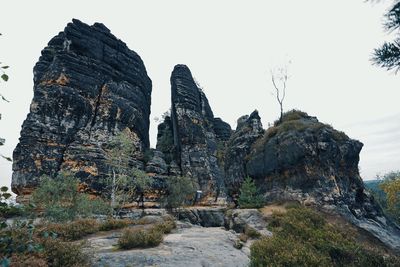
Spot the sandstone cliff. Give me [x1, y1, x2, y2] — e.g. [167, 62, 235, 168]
[245, 110, 400, 250]
[156, 65, 232, 203]
[11, 19, 400, 250]
[12, 19, 152, 199]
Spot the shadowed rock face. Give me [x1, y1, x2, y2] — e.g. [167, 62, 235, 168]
[224, 110, 265, 201]
[155, 65, 232, 203]
[12, 19, 152, 198]
[169, 65, 226, 201]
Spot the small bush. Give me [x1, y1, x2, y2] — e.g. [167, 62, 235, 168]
[153, 220, 176, 234]
[0, 219, 90, 267]
[238, 177, 264, 208]
[9, 254, 48, 267]
[274, 109, 309, 126]
[0, 186, 25, 220]
[42, 238, 90, 267]
[239, 233, 248, 242]
[32, 172, 109, 222]
[99, 218, 133, 231]
[250, 206, 400, 267]
[137, 216, 163, 225]
[118, 227, 163, 249]
[39, 219, 100, 241]
[245, 226, 261, 239]
[162, 176, 195, 210]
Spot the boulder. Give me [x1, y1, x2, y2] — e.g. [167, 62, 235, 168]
[178, 207, 226, 227]
[225, 209, 272, 237]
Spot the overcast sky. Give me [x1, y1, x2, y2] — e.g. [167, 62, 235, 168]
[0, 0, 399, 189]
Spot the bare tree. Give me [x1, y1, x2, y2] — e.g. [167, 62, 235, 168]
[270, 65, 289, 123]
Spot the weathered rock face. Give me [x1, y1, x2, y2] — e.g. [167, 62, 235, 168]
[245, 111, 400, 250]
[12, 19, 152, 198]
[156, 64, 232, 203]
[224, 110, 264, 201]
[213, 118, 232, 142]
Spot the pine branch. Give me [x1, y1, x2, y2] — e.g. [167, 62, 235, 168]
[372, 39, 400, 72]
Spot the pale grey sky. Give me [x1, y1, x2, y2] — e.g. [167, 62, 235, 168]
[0, 0, 399, 189]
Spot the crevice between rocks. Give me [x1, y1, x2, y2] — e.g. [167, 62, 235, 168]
[89, 82, 106, 139]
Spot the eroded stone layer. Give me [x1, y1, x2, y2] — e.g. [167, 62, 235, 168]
[12, 19, 152, 197]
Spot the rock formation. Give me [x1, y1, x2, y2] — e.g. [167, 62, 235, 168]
[12, 19, 152, 199]
[156, 65, 232, 203]
[224, 110, 264, 201]
[11, 19, 399, 251]
[245, 110, 400, 250]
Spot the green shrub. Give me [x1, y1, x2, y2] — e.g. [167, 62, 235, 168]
[9, 254, 48, 267]
[274, 109, 309, 126]
[118, 227, 163, 249]
[238, 177, 264, 208]
[99, 218, 133, 231]
[162, 176, 195, 210]
[0, 219, 90, 267]
[32, 172, 109, 222]
[250, 206, 400, 267]
[0, 186, 24, 220]
[153, 220, 176, 234]
[39, 219, 99, 241]
[42, 238, 90, 267]
[244, 226, 261, 239]
[0, 220, 42, 259]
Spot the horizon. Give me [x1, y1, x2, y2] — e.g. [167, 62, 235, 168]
[1, 0, 399, 188]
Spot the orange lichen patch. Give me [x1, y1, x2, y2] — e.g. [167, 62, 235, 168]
[46, 141, 62, 147]
[77, 182, 89, 193]
[14, 187, 36, 204]
[62, 159, 98, 176]
[55, 73, 69, 85]
[40, 73, 69, 86]
[34, 159, 42, 169]
[83, 165, 98, 176]
[77, 183, 99, 197]
[62, 159, 80, 170]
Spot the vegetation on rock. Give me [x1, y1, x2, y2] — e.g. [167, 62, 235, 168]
[162, 176, 195, 210]
[118, 227, 163, 249]
[0, 219, 90, 267]
[250, 206, 400, 267]
[31, 172, 109, 222]
[367, 171, 400, 224]
[106, 130, 153, 214]
[238, 177, 264, 208]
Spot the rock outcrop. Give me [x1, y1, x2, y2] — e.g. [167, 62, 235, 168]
[10, 19, 399, 251]
[156, 65, 232, 203]
[12, 19, 152, 199]
[224, 110, 264, 201]
[245, 110, 400, 250]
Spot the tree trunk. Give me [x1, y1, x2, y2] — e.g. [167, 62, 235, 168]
[111, 169, 116, 218]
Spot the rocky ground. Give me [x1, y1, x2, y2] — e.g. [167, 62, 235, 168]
[88, 222, 250, 267]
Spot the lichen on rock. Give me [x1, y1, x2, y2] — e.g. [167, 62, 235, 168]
[12, 19, 152, 198]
